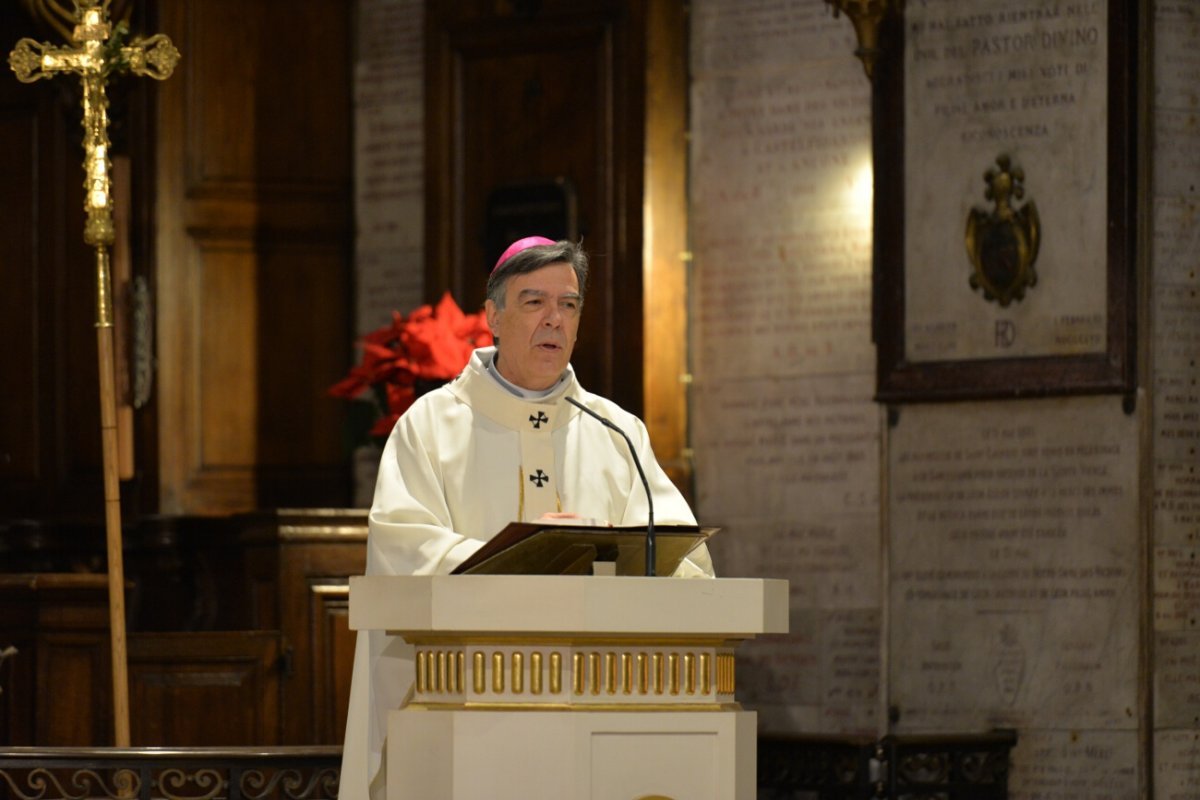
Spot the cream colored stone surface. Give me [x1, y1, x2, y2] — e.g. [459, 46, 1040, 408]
[1009, 730, 1138, 800]
[353, 575, 780, 799]
[350, 575, 789, 636]
[889, 396, 1140, 730]
[388, 708, 757, 800]
[904, 0, 1109, 361]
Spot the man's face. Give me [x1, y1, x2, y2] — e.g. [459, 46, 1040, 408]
[485, 262, 582, 391]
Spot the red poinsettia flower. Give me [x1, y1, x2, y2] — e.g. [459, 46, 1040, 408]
[331, 292, 494, 440]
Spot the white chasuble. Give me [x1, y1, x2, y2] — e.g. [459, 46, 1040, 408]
[338, 347, 714, 800]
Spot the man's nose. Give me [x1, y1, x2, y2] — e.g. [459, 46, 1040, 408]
[543, 305, 563, 326]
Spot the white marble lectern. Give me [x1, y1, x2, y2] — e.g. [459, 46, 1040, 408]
[349, 574, 788, 800]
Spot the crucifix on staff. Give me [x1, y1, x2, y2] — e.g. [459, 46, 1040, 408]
[8, 0, 178, 747]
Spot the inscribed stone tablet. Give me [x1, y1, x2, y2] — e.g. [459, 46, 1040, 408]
[889, 397, 1138, 730]
[356, 245, 423, 337]
[1156, 373, 1200, 464]
[1154, 2, 1200, 112]
[1153, 285, 1200, 374]
[1008, 730, 1137, 800]
[1153, 198, 1200, 287]
[691, 0, 850, 73]
[693, 373, 881, 736]
[904, 0, 1109, 361]
[1155, 461, 1200, 546]
[355, 0, 424, 330]
[694, 375, 879, 521]
[1155, 730, 1200, 800]
[738, 607, 880, 736]
[1155, 547, 1200, 632]
[355, 104, 423, 245]
[689, 58, 872, 379]
[1155, 631, 1200, 728]
[1155, 108, 1200, 198]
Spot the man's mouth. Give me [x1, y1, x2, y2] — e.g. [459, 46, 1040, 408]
[537, 342, 562, 351]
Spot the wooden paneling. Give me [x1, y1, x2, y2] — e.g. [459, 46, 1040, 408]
[255, 243, 350, 468]
[308, 584, 355, 743]
[128, 631, 282, 746]
[426, 0, 691, 490]
[154, 0, 353, 514]
[239, 510, 366, 745]
[0, 108, 39, 488]
[198, 241, 260, 467]
[36, 636, 111, 745]
[426, 0, 649, 413]
[0, 575, 112, 746]
[641, 0, 691, 497]
[1, 513, 364, 748]
[161, 233, 352, 511]
[184, 1, 352, 196]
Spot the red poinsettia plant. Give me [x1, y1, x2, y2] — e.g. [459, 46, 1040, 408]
[330, 292, 493, 439]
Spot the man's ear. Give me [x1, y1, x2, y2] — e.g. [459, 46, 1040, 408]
[484, 299, 498, 333]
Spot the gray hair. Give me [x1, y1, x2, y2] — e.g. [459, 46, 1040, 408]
[486, 240, 589, 309]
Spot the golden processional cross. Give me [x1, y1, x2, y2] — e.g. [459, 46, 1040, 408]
[9, 0, 178, 747]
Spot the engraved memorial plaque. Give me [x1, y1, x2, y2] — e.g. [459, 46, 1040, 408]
[690, 3, 880, 734]
[889, 397, 1138, 729]
[355, 0, 425, 330]
[1009, 730, 1137, 800]
[875, 0, 1136, 400]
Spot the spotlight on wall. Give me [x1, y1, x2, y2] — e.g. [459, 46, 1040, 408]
[849, 158, 874, 222]
[823, 0, 898, 81]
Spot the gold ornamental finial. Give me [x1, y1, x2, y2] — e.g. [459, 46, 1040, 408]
[823, 0, 900, 80]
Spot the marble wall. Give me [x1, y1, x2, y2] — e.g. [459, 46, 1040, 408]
[1151, 4, 1200, 799]
[352, 0, 424, 505]
[689, 0, 881, 735]
[690, 2, 1198, 798]
[355, 0, 425, 330]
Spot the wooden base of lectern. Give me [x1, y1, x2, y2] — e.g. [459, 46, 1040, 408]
[389, 708, 756, 799]
[351, 575, 787, 800]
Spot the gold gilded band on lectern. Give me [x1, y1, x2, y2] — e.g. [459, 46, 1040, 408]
[409, 638, 739, 711]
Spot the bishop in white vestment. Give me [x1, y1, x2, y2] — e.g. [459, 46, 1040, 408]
[338, 238, 714, 800]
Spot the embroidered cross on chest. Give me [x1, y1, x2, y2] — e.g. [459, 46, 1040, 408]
[529, 411, 549, 429]
[528, 469, 549, 488]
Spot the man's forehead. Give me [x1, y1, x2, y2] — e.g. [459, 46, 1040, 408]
[515, 286, 581, 297]
[507, 262, 579, 294]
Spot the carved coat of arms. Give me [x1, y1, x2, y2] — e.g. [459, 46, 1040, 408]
[965, 155, 1040, 307]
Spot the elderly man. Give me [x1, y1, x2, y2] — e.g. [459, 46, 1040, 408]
[338, 237, 714, 800]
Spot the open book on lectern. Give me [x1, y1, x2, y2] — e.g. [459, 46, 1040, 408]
[451, 522, 717, 576]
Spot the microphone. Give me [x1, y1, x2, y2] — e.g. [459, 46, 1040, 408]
[565, 396, 657, 577]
